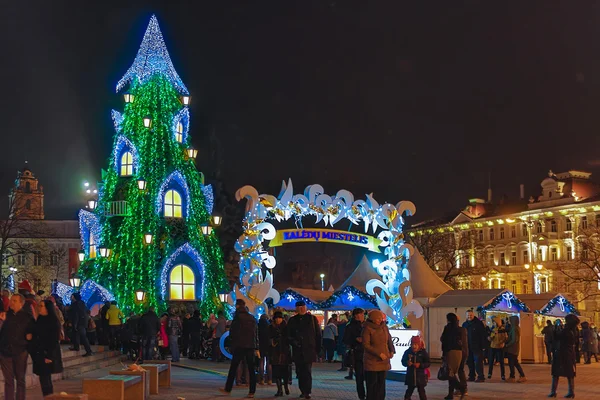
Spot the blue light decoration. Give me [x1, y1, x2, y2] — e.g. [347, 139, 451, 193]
[202, 185, 214, 215]
[78, 210, 102, 256]
[535, 295, 579, 316]
[158, 242, 205, 301]
[111, 110, 124, 132]
[317, 286, 377, 311]
[54, 282, 74, 305]
[53, 280, 114, 307]
[171, 108, 190, 144]
[116, 15, 189, 95]
[233, 179, 423, 322]
[155, 170, 191, 217]
[112, 135, 139, 173]
[4, 274, 15, 292]
[478, 290, 530, 313]
[272, 289, 316, 310]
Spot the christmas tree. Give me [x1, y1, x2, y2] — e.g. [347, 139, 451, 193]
[78, 15, 227, 315]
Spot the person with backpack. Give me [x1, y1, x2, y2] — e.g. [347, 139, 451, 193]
[323, 317, 338, 363]
[487, 316, 507, 380]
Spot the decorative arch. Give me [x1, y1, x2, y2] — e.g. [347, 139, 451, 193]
[113, 135, 139, 175]
[156, 171, 191, 217]
[172, 108, 190, 144]
[78, 210, 101, 258]
[159, 243, 205, 301]
[230, 179, 422, 322]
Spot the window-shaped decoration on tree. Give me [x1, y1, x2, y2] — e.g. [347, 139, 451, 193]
[175, 122, 183, 143]
[169, 264, 195, 300]
[120, 151, 134, 176]
[89, 233, 97, 259]
[164, 189, 182, 218]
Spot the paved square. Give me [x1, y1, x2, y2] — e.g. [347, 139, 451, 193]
[26, 358, 600, 399]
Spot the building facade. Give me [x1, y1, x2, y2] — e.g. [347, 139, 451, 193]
[1, 165, 79, 294]
[409, 170, 600, 320]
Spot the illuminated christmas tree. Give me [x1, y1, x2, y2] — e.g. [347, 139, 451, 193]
[78, 15, 227, 315]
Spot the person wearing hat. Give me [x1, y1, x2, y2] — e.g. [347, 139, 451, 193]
[401, 336, 430, 400]
[67, 293, 93, 357]
[220, 299, 259, 398]
[343, 308, 366, 399]
[287, 300, 321, 399]
[362, 310, 394, 400]
[269, 310, 291, 397]
[548, 313, 580, 398]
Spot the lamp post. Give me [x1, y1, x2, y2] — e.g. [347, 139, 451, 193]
[137, 179, 147, 191]
[320, 273, 325, 291]
[143, 233, 154, 245]
[134, 289, 146, 302]
[77, 250, 85, 262]
[186, 147, 198, 160]
[69, 274, 81, 288]
[143, 116, 152, 129]
[211, 214, 222, 227]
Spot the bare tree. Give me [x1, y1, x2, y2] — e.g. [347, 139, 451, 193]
[0, 193, 51, 289]
[409, 228, 487, 286]
[555, 224, 600, 300]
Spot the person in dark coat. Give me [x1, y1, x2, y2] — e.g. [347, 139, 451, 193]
[343, 308, 366, 400]
[139, 306, 160, 361]
[462, 309, 486, 382]
[402, 336, 430, 400]
[549, 313, 579, 398]
[181, 312, 191, 357]
[68, 293, 93, 356]
[269, 311, 291, 397]
[220, 299, 258, 397]
[440, 313, 467, 400]
[258, 314, 272, 385]
[99, 301, 111, 345]
[287, 301, 322, 400]
[580, 321, 597, 363]
[187, 311, 204, 359]
[504, 315, 526, 382]
[542, 320, 554, 364]
[31, 300, 64, 396]
[0, 294, 35, 400]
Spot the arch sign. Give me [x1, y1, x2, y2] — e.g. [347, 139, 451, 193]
[227, 179, 424, 323]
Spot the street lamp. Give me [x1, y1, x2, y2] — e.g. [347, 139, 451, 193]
[137, 179, 147, 191]
[134, 289, 146, 302]
[143, 116, 152, 129]
[87, 199, 97, 210]
[201, 225, 213, 235]
[69, 274, 81, 288]
[77, 250, 85, 262]
[186, 147, 198, 160]
[123, 92, 135, 103]
[320, 273, 325, 291]
[98, 247, 111, 258]
[219, 293, 229, 303]
[180, 95, 191, 106]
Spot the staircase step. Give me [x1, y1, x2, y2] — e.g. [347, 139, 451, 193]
[0, 345, 125, 394]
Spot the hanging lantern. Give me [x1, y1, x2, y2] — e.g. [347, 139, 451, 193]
[201, 225, 213, 235]
[77, 250, 85, 262]
[135, 289, 146, 302]
[69, 274, 81, 288]
[87, 199, 97, 210]
[143, 116, 152, 129]
[98, 247, 107, 257]
[143, 233, 154, 245]
[219, 293, 229, 303]
[211, 215, 222, 227]
[124, 92, 135, 103]
[137, 179, 147, 191]
[186, 147, 198, 160]
[180, 95, 191, 106]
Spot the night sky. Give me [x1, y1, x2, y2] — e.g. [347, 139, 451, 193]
[3, 1, 600, 223]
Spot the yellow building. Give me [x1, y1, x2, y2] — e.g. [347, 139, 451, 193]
[408, 170, 600, 321]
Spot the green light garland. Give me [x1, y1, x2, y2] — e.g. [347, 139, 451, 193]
[80, 74, 227, 316]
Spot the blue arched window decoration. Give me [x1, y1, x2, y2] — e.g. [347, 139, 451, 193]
[159, 243, 205, 301]
[156, 171, 190, 218]
[172, 108, 190, 144]
[113, 135, 139, 175]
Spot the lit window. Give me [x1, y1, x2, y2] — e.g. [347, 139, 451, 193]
[511, 251, 517, 266]
[500, 252, 506, 265]
[510, 226, 516, 238]
[566, 246, 572, 261]
[537, 222, 543, 233]
[581, 216, 588, 230]
[551, 247, 557, 261]
[89, 234, 97, 259]
[550, 220, 557, 233]
[566, 219, 572, 231]
[164, 190, 183, 218]
[523, 249, 529, 263]
[169, 264, 195, 300]
[500, 227, 505, 239]
[489, 228, 495, 241]
[175, 122, 183, 143]
[120, 151, 134, 176]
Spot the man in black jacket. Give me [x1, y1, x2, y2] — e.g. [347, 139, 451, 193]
[139, 306, 160, 361]
[68, 293, 93, 356]
[0, 294, 35, 400]
[220, 299, 258, 398]
[287, 300, 322, 400]
[343, 308, 366, 400]
[462, 309, 486, 382]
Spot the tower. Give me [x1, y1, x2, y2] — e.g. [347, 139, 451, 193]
[78, 16, 227, 314]
[9, 163, 44, 220]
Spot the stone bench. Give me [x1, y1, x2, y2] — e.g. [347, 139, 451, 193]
[138, 363, 169, 394]
[45, 395, 89, 400]
[109, 370, 150, 400]
[139, 360, 170, 389]
[82, 374, 143, 400]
